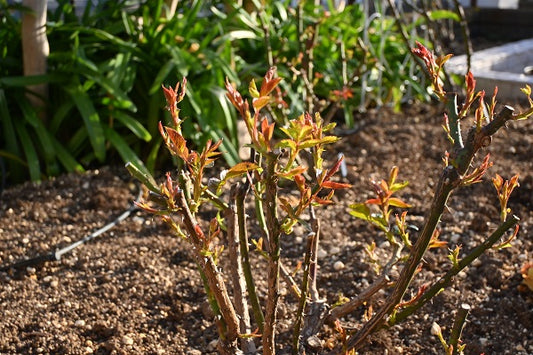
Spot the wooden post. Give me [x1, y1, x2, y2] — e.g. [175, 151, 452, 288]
[21, 0, 49, 120]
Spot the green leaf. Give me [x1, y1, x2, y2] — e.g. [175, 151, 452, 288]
[104, 126, 144, 169]
[112, 110, 152, 141]
[388, 197, 411, 209]
[125, 161, 159, 195]
[75, 63, 137, 112]
[213, 30, 258, 45]
[209, 87, 237, 144]
[49, 100, 75, 135]
[209, 128, 240, 167]
[149, 59, 176, 95]
[104, 127, 157, 194]
[275, 139, 297, 151]
[13, 120, 41, 181]
[0, 89, 20, 157]
[349, 203, 371, 220]
[428, 10, 460, 22]
[0, 73, 67, 87]
[390, 180, 409, 192]
[66, 85, 106, 162]
[51, 138, 85, 174]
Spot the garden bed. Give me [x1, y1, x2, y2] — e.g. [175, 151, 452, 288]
[0, 104, 532, 354]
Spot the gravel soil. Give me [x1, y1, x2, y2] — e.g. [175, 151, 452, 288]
[0, 103, 532, 354]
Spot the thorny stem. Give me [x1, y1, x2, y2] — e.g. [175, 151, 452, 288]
[308, 205, 320, 302]
[334, 104, 518, 353]
[449, 303, 470, 355]
[236, 182, 265, 333]
[263, 152, 282, 355]
[292, 231, 315, 354]
[334, 168, 457, 353]
[392, 215, 519, 325]
[292, 204, 321, 354]
[227, 184, 256, 354]
[446, 96, 463, 149]
[198, 265, 225, 339]
[175, 190, 240, 348]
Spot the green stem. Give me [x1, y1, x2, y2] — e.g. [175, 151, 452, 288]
[236, 182, 265, 332]
[292, 231, 315, 354]
[262, 152, 281, 355]
[227, 183, 256, 354]
[449, 303, 470, 355]
[336, 167, 458, 353]
[391, 215, 519, 325]
[175, 190, 240, 345]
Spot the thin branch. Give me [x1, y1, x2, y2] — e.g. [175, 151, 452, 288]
[236, 181, 265, 332]
[227, 184, 256, 354]
[292, 231, 315, 354]
[175, 190, 240, 348]
[328, 104, 518, 354]
[450, 303, 470, 355]
[262, 152, 282, 355]
[391, 215, 519, 325]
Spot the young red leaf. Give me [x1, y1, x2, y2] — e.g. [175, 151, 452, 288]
[321, 180, 352, 190]
[253, 96, 271, 112]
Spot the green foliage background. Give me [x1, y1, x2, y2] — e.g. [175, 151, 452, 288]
[0, 0, 453, 185]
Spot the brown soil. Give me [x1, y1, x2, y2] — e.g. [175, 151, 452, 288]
[0, 103, 532, 355]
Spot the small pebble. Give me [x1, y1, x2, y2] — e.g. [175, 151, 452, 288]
[330, 246, 341, 254]
[317, 249, 327, 259]
[450, 234, 460, 243]
[515, 344, 525, 352]
[84, 347, 93, 354]
[430, 322, 441, 336]
[22, 238, 29, 244]
[42, 275, 53, 283]
[479, 337, 488, 346]
[333, 261, 345, 271]
[207, 339, 218, 352]
[50, 280, 59, 288]
[132, 216, 145, 225]
[75, 320, 86, 328]
[122, 335, 134, 345]
[379, 241, 390, 249]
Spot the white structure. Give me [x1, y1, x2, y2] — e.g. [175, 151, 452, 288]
[447, 38, 533, 100]
[458, 0, 519, 8]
